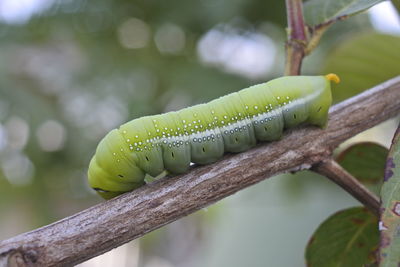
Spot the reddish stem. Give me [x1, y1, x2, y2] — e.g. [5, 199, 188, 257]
[286, 0, 307, 42]
[284, 0, 307, 75]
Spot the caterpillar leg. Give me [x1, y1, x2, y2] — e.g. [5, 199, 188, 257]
[144, 170, 169, 184]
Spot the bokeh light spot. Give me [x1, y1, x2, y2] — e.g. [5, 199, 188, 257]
[118, 18, 151, 49]
[154, 23, 186, 55]
[36, 120, 66, 152]
[4, 116, 30, 151]
[1, 152, 34, 186]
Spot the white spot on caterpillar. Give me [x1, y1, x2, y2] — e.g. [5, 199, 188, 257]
[126, 139, 130, 142]
[135, 135, 139, 138]
[245, 106, 249, 109]
[254, 106, 258, 109]
[123, 130, 127, 134]
[120, 148, 124, 151]
[113, 152, 117, 156]
[277, 96, 280, 100]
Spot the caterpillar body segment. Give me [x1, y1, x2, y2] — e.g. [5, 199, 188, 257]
[88, 74, 338, 199]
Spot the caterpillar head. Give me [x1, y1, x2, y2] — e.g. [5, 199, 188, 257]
[87, 129, 145, 199]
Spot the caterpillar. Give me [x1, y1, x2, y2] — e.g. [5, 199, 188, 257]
[88, 74, 340, 199]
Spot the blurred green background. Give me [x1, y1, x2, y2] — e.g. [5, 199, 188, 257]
[0, 0, 399, 266]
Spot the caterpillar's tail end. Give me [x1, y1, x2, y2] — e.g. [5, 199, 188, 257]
[325, 73, 340, 84]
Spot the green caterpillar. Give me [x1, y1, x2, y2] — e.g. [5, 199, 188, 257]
[88, 74, 340, 199]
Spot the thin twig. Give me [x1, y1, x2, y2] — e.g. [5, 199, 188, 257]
[312, 158, 380, 216]
[0, 76, 399, 266]
[284, 0, 307, 75]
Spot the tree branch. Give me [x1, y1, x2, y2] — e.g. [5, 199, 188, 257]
[284, 0, 307, 75]
[312, 158, 380, 216]
[0, 76, 399, 266]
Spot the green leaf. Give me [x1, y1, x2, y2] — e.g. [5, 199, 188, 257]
[323, 33, 400, 103]
[336, 142, 388, 195]
[304, 0, 384, 27]
[306, 207, 379, 267]
[379, 126, 400, 265]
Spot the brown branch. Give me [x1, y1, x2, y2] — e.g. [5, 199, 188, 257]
[0, 76, 399, 266]
[312, 158, 380, 216]
[284, 0, 307, 75]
